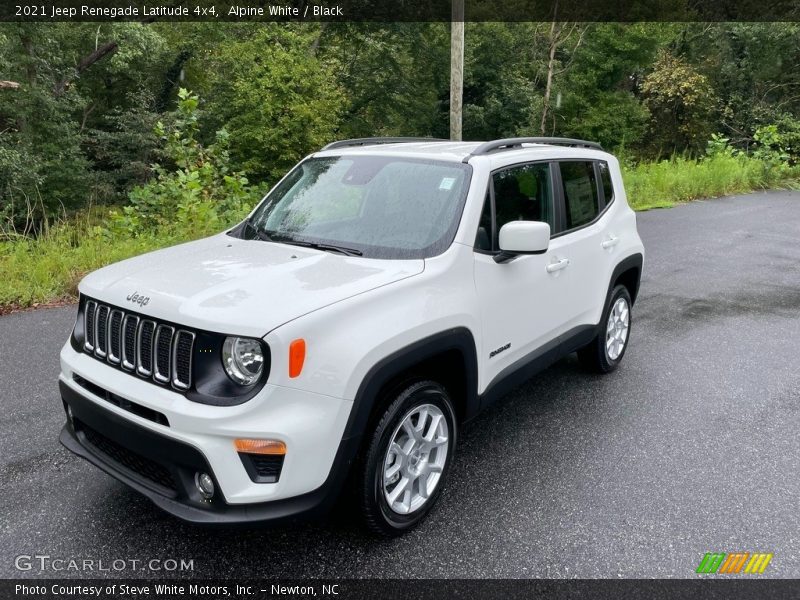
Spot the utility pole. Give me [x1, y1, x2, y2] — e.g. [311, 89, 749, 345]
[450, 0, 464, 141]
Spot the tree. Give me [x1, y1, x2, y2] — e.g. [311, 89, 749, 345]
[202, 25, 345, 184]
[321, 23, 449, 139]
[538, 21, 587, 135]
[641, 50, 717, 156]
[0, 23, 169, 228]
[559, 23, 664, 151]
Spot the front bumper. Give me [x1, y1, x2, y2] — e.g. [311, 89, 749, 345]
[59, 381, 360, 524]
[58, 342, 360, 524]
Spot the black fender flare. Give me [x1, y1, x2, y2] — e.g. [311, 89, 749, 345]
[343, 327, 480, 442]
[607, 252, 643, 306]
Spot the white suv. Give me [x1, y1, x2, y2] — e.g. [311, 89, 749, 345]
[59, 137, 644, 535]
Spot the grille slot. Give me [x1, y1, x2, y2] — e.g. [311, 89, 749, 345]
[172, 331, 195, 390]
[76, 418, 177, 493]
[121, 315, 139, 371]
[137, 320, 155, 377]
[84, 301, 97, 352]
[94, 305, 109, 358]
[153, 325, 174, 384]
[81, 298, 195, 391]
[107, 310, 123, 364]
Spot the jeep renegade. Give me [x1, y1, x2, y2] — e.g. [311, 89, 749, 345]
[59, 137, 644, 535]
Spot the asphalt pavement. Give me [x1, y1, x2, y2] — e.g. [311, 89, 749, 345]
[1, 191, 799, 579]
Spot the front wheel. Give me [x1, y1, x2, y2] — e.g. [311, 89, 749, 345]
[358, 380, 457, 536]
[578, 284, 632, 373]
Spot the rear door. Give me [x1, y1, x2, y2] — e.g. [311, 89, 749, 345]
[553, 160, 616, 331]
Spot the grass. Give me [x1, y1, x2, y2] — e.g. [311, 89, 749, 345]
[0, 224, 185, 311]
[2, 154, 799, 312]
[622, 154, 800, 210]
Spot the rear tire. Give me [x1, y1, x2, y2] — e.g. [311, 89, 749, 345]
[358, 380, 457, 536]
[578, 284, 632, 373]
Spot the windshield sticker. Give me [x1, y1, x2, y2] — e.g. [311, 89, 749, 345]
[439, 177, 456, 191]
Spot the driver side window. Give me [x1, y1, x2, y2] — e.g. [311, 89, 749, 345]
[475, 162, 555, 252]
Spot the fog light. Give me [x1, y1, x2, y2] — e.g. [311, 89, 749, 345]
[66, 404, 74, 425]
[195, 472, 215, 499]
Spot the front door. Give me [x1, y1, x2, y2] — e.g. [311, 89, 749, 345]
[473, 161, 574, 391]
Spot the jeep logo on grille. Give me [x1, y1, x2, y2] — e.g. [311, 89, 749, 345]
[126, 291, 151, 307]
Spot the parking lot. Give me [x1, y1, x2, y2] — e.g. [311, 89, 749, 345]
[2, 191, 798, 578]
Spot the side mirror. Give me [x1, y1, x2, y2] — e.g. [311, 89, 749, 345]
[495, 221, 550, 263]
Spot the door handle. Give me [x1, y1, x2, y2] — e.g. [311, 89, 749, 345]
[546, 258, 570, 273]
[601, 235, 620, 249]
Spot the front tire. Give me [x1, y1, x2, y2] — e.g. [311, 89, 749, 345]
[578, 284, 632, 373]
[358, 380, 457, 536]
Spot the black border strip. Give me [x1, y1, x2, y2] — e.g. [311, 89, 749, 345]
[4, 0, 800, 22]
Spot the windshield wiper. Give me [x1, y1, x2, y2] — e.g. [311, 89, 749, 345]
[246, 225, 362, 256]
[289, 240, 363, 257]
[272, 236, 363, 257]
[243, 219, 273, 241]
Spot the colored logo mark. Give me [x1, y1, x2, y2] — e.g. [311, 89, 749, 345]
[696, 552, 773, 574]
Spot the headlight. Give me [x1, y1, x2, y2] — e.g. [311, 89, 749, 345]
[222, 336, 264, 385]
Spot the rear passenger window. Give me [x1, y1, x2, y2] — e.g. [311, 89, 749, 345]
[598, 161, 614, 206]
[559, 161, 599, 229]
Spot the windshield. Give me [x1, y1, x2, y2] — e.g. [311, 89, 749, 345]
[240, 155, 472, 259]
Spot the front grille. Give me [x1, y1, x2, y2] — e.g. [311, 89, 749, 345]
[77, 418, 177, 493]
[82, 298, 195, 391]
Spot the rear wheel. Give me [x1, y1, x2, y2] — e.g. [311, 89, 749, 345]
[578, 284, 632, 373]
[358, 380, 456, 536]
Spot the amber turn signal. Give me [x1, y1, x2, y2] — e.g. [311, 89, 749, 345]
[234, 439, 287, 455]
[289, 338, 306, 378]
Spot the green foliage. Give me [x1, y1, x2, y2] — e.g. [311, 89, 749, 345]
[0, 219, 167, 309]
[705, 133, 735, 158]
[329, 23, 449, 139]
[462, 23, 538, 140]
[560, 24, 662, 150]
[622, 154, 799, 211]
[563, 92, 650, 151]
[0, 23, 169, 226]
[107, 89, 259, 238]
[678, 24, 800, 146]
[84, 90, 165, 200]
[752, 117, 800, 165]
[203, 25, 345, 184]
[641, 50, 717, 156]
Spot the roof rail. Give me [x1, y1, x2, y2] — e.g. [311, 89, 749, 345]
[464, 137, 603, 162]
[321, 137, 448, 151]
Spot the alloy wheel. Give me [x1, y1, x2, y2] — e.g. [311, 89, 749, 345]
[605, 296, 630, 361]
[382, 403, 449, 515]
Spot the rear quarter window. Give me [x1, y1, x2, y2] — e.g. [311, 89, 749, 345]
[598, 161, 614, 206]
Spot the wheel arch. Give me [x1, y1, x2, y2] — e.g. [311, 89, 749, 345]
[609, 253, 643, 306]
[344, 328, 479, 443]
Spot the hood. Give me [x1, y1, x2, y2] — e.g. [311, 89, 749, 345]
[79, 234, 424, 337]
